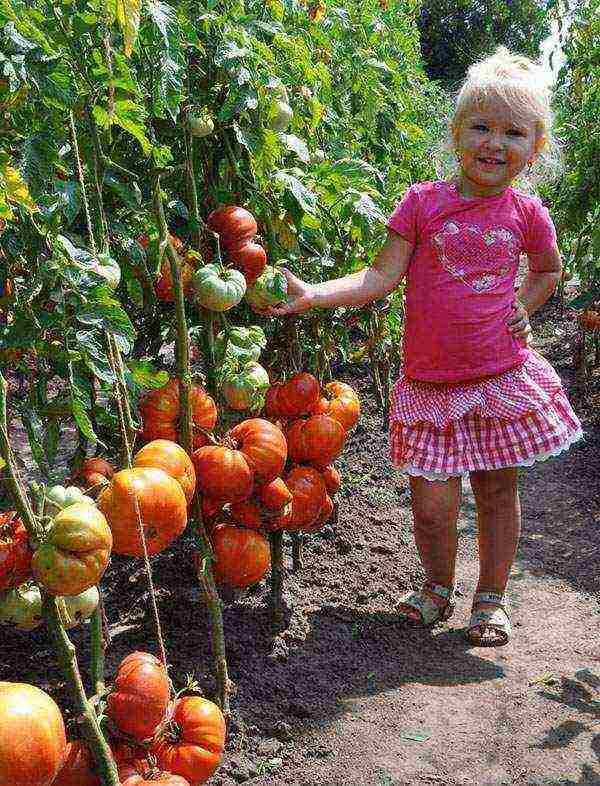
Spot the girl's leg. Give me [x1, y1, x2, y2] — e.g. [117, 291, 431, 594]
[468, 467, 521, 644]
[398, 474, 462, 622]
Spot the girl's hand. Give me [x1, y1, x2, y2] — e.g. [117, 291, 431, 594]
[507, 300, 532, 345]
[262, 269, 316, 316]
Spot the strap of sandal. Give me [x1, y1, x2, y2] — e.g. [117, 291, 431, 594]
[398, 582, 455, 626]
[425, 581, 455, 602]
[472, 590, 508, 610]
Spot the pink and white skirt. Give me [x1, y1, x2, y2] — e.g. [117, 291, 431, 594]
[389, 350, 583, 480]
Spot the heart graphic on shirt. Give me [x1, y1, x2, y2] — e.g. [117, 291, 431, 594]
[432, 221, 518, 293]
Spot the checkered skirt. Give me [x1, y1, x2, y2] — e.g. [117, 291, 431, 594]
[389, 350, 583, 479]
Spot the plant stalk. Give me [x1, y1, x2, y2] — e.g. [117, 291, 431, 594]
[153, 174, 231, 714]
[1, 372, 119, 785]
[44, 595, 120, 786]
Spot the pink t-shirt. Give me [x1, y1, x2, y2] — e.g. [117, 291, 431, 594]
[387, 181, 557, 383]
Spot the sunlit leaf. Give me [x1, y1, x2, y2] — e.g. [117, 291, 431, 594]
[115, 0, 141, 57]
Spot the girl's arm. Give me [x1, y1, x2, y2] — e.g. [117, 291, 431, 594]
[507, 244, 562, 340]
[268, 231, 413, 316]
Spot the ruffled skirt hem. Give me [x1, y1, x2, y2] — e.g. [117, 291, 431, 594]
[389, 350, 583, 479]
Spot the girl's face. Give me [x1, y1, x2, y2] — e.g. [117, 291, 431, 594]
[453, 99, 540, 197]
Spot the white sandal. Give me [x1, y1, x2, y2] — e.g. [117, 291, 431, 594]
[466, 591, 511, 647]
[397, 582, 456, 627]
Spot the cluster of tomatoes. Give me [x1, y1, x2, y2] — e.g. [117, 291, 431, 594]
[136, 369, 359, 589]
[0, 652, 225, 786]
[143, 206, 286, 315]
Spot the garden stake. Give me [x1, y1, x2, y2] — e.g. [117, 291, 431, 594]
[183, 119, 217, 392]
[153, 174, 232, 715]
[105, 334, 169, 673]
[0, 372, 120, 786]
[69, 109, 137, 454]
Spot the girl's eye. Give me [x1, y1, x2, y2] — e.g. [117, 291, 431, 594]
[472, 124, 488, 132]
[507, 129, 526, 137]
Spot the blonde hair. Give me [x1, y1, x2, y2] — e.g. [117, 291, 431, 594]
[438, 46, 562, 188]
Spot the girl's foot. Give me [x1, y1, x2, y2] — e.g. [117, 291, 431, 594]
[466, 591, 511, 646]
[397, 582, 455, 627]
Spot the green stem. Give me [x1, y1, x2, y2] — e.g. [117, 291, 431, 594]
[89, 594, 106, 696]
[192, 508, 232, 716]
[44, 596, 120, 786]
[182, 121, 217, 390]
[0, 374, 42, 540]
[1, 372, 119, 786]
[153, 175, 232, 714]
[105, 333, 136, 461]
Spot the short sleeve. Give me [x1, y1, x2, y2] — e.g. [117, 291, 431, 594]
[387, 185, 420, 244]
[523, 201, 557, 262]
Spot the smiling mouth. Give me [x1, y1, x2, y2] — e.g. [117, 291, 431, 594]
[478, 157, 505, 165]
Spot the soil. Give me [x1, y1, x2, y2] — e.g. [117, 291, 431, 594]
[1, 294, 599, 786]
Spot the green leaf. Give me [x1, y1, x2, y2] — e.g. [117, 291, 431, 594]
[71, 392, 101, 445]
[127, 359, 169, 389]
[93, 101, 151, 156]
[281, 134, 310, 163]
[43, 420, 60, 470]
[126, 276, 144, 307]
[568, 286, 600, 310]
[215, 41, 249, 65]
[352, 192, 387, 225]
[104, 170, 142, 210]
[21, 410, 47, 473]
[76, 330, 115, 383]
[274, 171, 317, 214]
[115, 0, 141, 57]
[54, 180, 81, 225]
[76, 297, 136, 352]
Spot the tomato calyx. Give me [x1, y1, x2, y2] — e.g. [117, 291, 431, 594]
[157, 717, 184, 744]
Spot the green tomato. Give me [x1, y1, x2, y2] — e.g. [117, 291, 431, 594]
[0, 583, 43, 631]
[245, 267, 288, 311]
[59, 585, 100, 629]
[269, 100, 293, 132]
[91, 252, 121, 292]
[221, 361, 270, 411]
[46, 485, 95, 514]
[192, 264, 247, 312]
[188, 114, 214, 138]
[214, 325, 267, 363]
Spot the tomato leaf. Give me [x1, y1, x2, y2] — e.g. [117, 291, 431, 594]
[281, 134, 310, 164]
[274, 171, 317, 214]
[115, 0, 141, 57]
[127, 359, 169, 389]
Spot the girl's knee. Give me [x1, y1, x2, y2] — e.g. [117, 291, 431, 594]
[470, 469, 518, 511]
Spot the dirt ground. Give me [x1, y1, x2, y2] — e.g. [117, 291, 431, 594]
[1, 295, 599, 786]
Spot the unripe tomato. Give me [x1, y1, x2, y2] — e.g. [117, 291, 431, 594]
[191, 264, 246, 311]
[188, 114, 214, 138]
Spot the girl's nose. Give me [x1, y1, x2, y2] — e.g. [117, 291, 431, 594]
[486, 132, 505, 149]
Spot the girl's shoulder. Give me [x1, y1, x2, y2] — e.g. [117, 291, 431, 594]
[506, 185, 548, 210]
[506, 186, 553, 221]
[404, 180, 453, 197]
[399, 180, 457, 207]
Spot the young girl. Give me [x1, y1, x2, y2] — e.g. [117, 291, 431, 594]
[266, 47, 583, 647]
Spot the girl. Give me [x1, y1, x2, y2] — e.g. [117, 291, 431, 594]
[266, 47, 583, 647]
